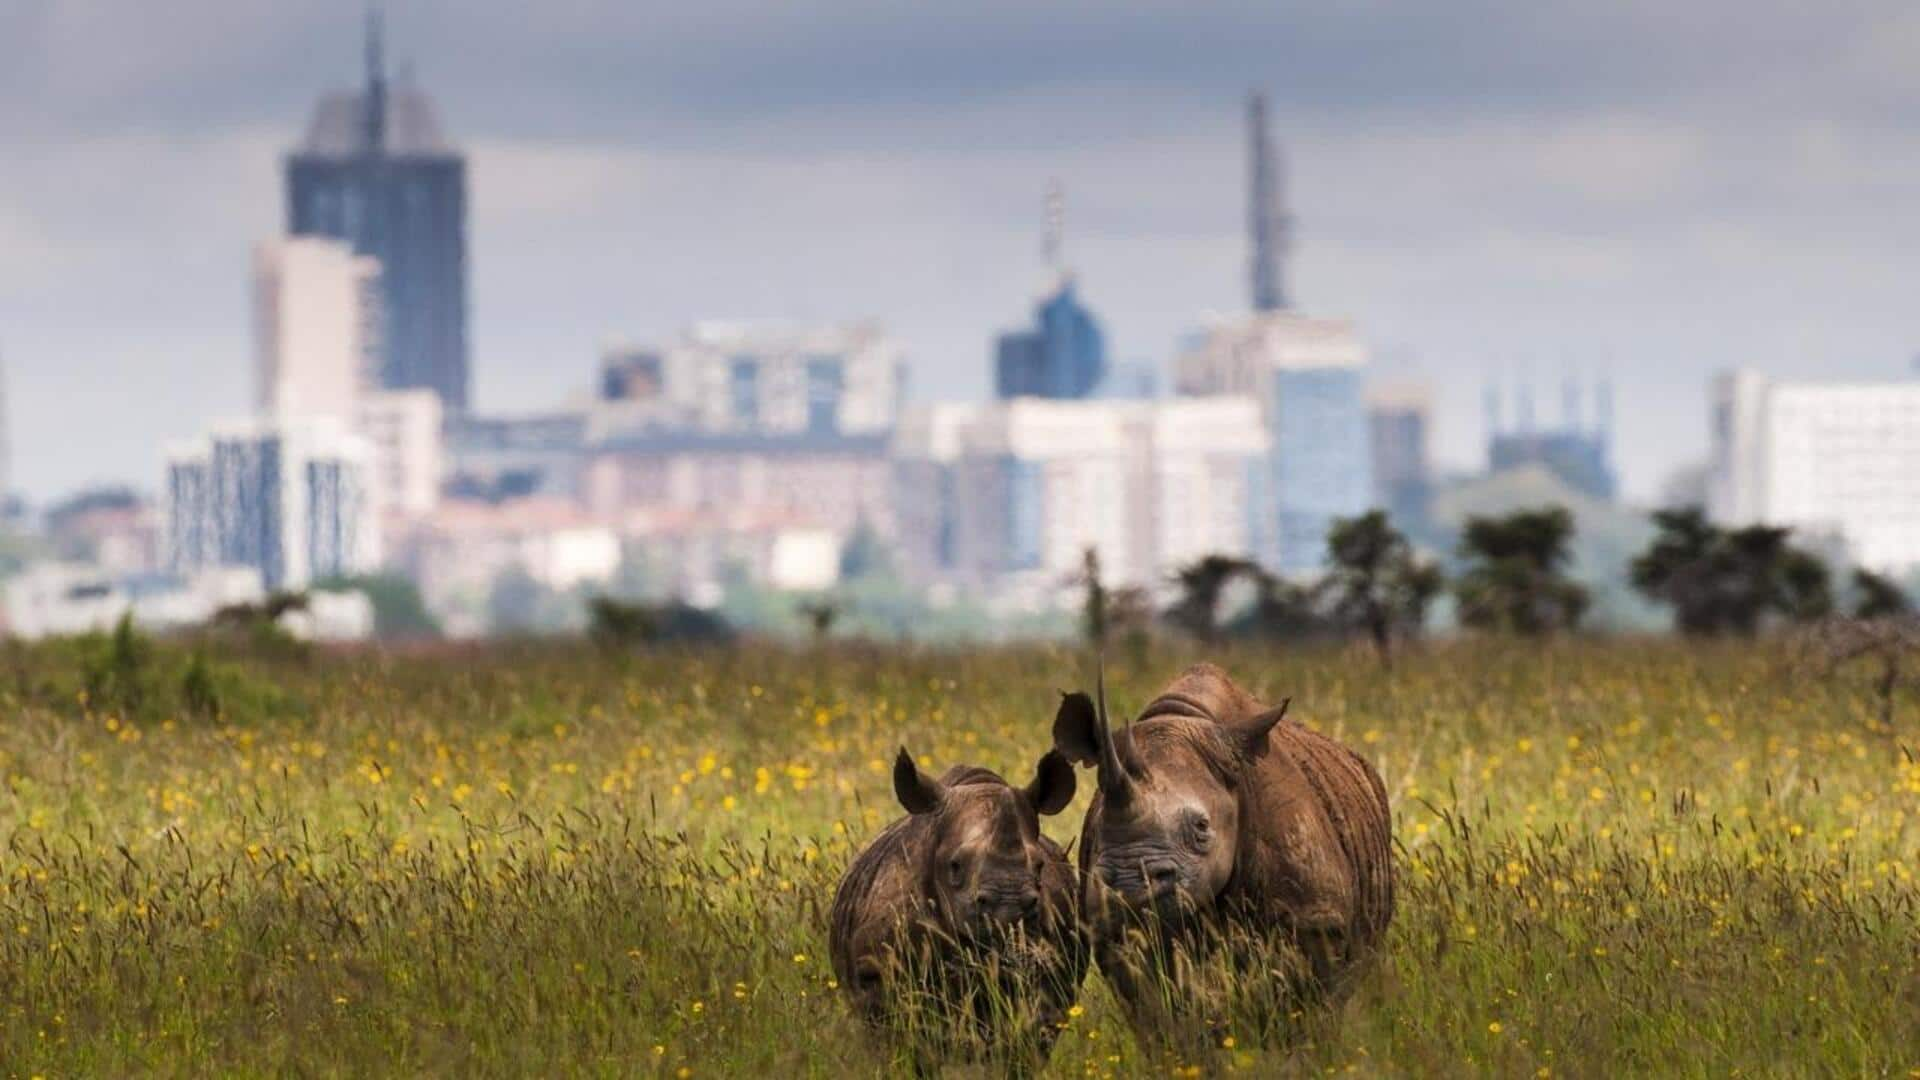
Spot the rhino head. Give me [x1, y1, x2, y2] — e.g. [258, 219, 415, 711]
[1051, 668, 1287, 925]
[892, 747, 1076, 942]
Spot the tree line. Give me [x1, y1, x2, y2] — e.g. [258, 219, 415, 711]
[1088, 504, 1915, 661]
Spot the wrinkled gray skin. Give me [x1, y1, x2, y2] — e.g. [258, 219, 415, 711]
[829, 748, 1088, 1070]
[1053, 663, 1394, 1031]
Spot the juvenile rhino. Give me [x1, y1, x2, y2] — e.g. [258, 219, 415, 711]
[830, 747, 1088, 1069]
[1052, 663, 1393, 1028]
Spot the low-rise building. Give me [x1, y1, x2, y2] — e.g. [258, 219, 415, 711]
[357, 388, 443, 519]
[595, 321, 904, 439]
[43, 488, 162, 576]
[611, 508, 844, 605]
[389, 497, 620, 634]
[584, 430, 894, 539]
[3, 563, 265, 639]
[895, 397, 1270, 605]
[165, 415, 378, 590]
[443, 411, 588, 502]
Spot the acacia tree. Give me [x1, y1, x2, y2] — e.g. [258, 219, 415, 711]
[1236, 570, 1332, 642]
[1453, 507, 1588, 635]
[1852, 568, 1913, 620]
[1322, 510, 1443, 661]
[1776, 548, 1834, 623]
[1165, 554, 1260, 644]
[1630, 507, 1833, 635]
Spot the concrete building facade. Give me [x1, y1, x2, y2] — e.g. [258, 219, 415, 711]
[1709, 369, 1920, 572]
[165, 416, 378, 590]
[894, 397, 1270, 604]
[596, 322, 905, 439]
[584, 431, 894, 539]
[357, 388, 443, 519]
[254, 236, 383, 420]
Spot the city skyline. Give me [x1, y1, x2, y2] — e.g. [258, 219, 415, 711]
[4, 3, 1920, 502]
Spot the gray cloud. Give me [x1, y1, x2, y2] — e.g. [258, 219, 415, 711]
[2, 1, 1919, 500]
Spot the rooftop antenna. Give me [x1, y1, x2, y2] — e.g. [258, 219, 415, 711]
[1043, 178, 1065, 275]
[1247, 90, 1290, 312]
[1597, 371, 1614, 444]
[364, 0, 387, 153]
[1483, 377, 1503, 438]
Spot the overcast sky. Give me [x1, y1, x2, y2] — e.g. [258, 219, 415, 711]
[3, 1, 1919, 503]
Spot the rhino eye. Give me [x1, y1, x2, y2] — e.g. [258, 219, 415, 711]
[1185, 813, 1212, 850]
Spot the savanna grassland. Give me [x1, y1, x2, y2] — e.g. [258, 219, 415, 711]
[1, 634, 1917, 1077]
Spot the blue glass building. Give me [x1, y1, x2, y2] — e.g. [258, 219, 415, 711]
[1269, 366, 1371, 574]
[285, 14, 469, 411]
[994, 279, 1107, 400]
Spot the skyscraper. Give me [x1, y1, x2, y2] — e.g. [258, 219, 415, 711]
[285, 6, 469, 411]
[1248, 91, 1290, 313]
[1168, 96, 1369, 574]
[993, 183, 1108, 400]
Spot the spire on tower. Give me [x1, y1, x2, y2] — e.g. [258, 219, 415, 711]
[1247, 90, 1290, 313]
[1597, 373, 1614, 440]
[1042, 178, 1065, 274]
[364, 0, 388, 153]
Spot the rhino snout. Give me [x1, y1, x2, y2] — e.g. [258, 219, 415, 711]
[975, 886, 1041, 925]
[1098, 855, 1191, 907]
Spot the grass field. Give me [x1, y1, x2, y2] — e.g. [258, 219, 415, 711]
[0, 634, 1917, 1076]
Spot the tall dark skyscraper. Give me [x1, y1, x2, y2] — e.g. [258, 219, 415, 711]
[1247, 91, 1290, 313]
[285, 7, 469, 411]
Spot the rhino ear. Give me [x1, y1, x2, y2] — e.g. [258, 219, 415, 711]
[1052, 692, 1100, 767]
[1226, 698, 1290, 759]
[893, 747, 945, 815]
[1025, 749, 1077, 816]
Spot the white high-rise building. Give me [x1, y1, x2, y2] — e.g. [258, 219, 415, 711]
[165, 415, 377, 590]
[595, 321, 905, 438]
[894, 397, 1270, 603]
[254, 236, 383, 420]
[357, 389, 443, 518]
[1174, 312, 1371, 573]
[1709, 369, 1920, 572]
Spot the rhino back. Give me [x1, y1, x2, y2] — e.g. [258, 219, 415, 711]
[1141, 662, 1266, 726]
[1237, 720, 1394, 948]
[830, 816, 930, 993]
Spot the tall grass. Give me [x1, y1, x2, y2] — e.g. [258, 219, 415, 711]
[0, 637, 1915, 1075]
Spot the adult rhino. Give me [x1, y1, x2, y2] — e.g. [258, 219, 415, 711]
[1051, 663, 1393, 1031]
[830, 747, 1088, 1071]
